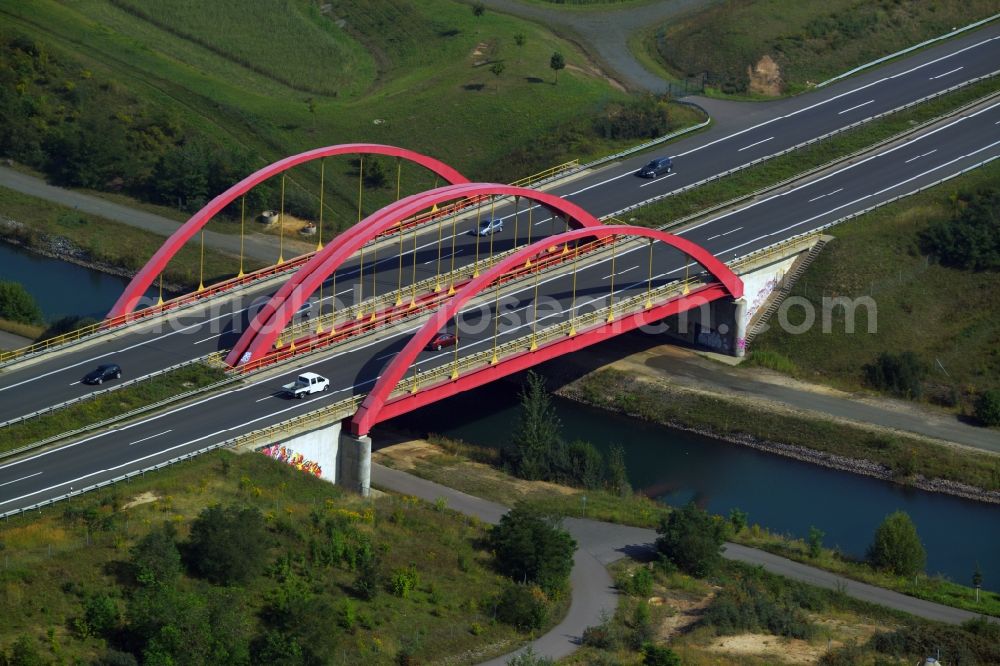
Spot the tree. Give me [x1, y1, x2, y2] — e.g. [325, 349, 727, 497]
[863, 351, 926, 399]
[184, 504, 269, 585]
[0, 280, 42, 325]
[807, 526, 825, 559]
[131, 523, 182, 587]
[488, 504, 577, 593]
[560, 440, 604, 489]
[973, 562, 983, 602]
[490, 61, 505, 93]
[549, 52, 565, 84]
[503, 372, 562, 480]
[867, 511, 926, 577]
[655, 502, 727, 577]
[920, 186, 1000, 270]
[606, 443, 630, 496]
[514, 33, 526, 62]
[728, 508, 748, 534]
[495, 583, 548, 631]
[472, 2, 485, 18]
[975, 389, 1000, 427]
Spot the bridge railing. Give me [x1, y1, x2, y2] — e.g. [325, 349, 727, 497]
[393, 274, 706, 400]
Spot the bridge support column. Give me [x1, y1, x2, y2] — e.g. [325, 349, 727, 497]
[733, 298, 748, 358]
[337, 430, 372, 497]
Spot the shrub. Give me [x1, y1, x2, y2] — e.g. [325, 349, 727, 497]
[920, 187, 1000, 270]
[867, 511, 926, 577]
[557, 440, 605, 489]
[488, 504, 576, 594]
[495, 583, 548, 632]
[505, 646, 554, 665]
[83, 593, 120, 637]
[0, 280, 42, 325]
[184, 504, 269, 585]
[642, 643, 681, 666]
[131, 524, 182, 587]
[616, 566, 654, 598]
[389, 565, 420, 598]
[594, 95, 672, 140]
[863, 351, 926, 399]
[655, 502, 727, 577]
[974, 389, 1000, 427]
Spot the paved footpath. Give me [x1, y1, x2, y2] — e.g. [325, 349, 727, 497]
[373, 464, 991, 665]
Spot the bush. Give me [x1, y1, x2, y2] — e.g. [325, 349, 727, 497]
[37, 315, 98, 342]
[131, 524, 182, 587]
[974, 389, 1000, 427]
[504, 646, 554, 666]
[184, 504, 269, 585]
[920, 187, 1000, 270]
[83, 593, 120, 637]
[642, 643, 681, 666]
[863, 351, 926, 399]
[0, 280, 42, 325]
[594, 95, 672, 140]
[655, 502, 727, 577]
[557, 440, 605, 489]
[867, 511, 926, 577]
[616, 566, 654, 598]
[495, 583, 548, 631]
[389, 565, 420, 598]
[488, 504, 576, 594]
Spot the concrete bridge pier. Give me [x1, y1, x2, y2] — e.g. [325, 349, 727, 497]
[338, 430, 372, 497]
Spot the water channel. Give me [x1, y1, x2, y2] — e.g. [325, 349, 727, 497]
[4, 242, 997, 592]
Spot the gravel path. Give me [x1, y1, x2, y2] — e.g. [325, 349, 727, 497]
[373, 463, 992, 665]
[0, 166, 285, 263]
[480, 0, 720, 93]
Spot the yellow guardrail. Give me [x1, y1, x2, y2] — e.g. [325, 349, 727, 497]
[227, 394, 364, 452]
[509, 160, 580, 189]
[729, 233, 824, 273]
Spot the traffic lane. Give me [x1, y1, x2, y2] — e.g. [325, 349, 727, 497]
[681, 102, 1000, 257]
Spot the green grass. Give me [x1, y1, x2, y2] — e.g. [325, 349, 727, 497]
[0, 363, 226, 455]
[0, 317, 44, 342]
[377, 434, 1000, 618]
[566, 369, 1000, 493]
[0, 450, 548, 665]
[751, 158, 1000, 405]
[0, 186, 263, 291]
[1, 0, 647, 227]
[646, 0, 999, 97]
[627, 76, 1000, 228]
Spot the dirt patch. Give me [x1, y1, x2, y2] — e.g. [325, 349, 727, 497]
[748, 54, 783, 96]
[657, 588, 716, 640]
[705, 633, 821, 664]
[470, 40, 497, 67]
[123, 491, 160, 509]
[565, 63, 627, 93]
[373, 440, 438, 471]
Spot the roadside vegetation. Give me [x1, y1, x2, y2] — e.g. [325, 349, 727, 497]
[0, 450, 565, 665]
[628, 76, 1000, 228]
[645, 0, 998, 97]
[750, 160, 1000, 417]
[0, 363, 227, 456]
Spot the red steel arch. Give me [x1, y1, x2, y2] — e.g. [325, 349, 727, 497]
[108, 144, 470, 318]
[225, 183, 604, 367]
[350, 224, 743, 435]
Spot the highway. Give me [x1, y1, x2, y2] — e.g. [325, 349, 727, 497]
[0, 24, 997, 426]
[1, 26, 1000, 513]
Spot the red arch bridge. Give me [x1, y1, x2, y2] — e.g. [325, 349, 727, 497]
[94, 143, 746, 491]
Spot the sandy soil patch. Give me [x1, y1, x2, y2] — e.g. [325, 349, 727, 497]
[705, 633, 821, 664]
[657, 588, 716, 640]
[748, 54, 783, 96]
[123, 491, 160, 509]
[565, 63, 627, 92]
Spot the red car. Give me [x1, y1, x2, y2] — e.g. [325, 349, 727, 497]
[426, 332, 458, 351]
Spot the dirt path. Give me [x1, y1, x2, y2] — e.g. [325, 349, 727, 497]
[479, 0, 721, 93]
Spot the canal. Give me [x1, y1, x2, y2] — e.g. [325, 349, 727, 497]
[395, 379, 1000, 593]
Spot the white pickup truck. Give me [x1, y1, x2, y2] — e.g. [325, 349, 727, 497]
[282, 372, 330, 399]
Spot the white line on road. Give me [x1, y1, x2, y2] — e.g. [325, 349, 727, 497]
[69, 381, 80, 386]
[838, 99, 875, 115]
[721, 227, 743, 236]
[0, 472, 42, 487]
[129, 430, 172, 446]
[601, 266, 638, 280]
[639, 173, 677, 187]
[904, 149, 938, 164]
[807, 188, 844, 202]
[929, 66, 963, 80]
[193, 333, 221, 344]
[737, 136, 774, 152]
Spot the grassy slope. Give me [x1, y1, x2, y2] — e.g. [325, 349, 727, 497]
[647, 0, 999, 96]
[750, 159, 1000, 403]
[2, 0, 634, 223]
[0, 451, 544, 664]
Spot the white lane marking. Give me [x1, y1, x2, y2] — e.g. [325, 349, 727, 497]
[69, 381, 80, 386]
[737, 136, 774, 152]
[838, 99, 875, 115]
[0, 472, 42, 488]
[129, 430, 172, 446]
[807, 188, 844, 202]
[929, 66, 963, 80]
[706, 233, 721, 241]
[601, 266, 638, 280]
[255, 394, 276, 403]
[563, 168, 637, 197]
[904, 149, 938, 164]
[889, 36, 997, 80]
[639, 172, 677, 187]
[193, 333, 220, 344]
[721, 227, 743, 236]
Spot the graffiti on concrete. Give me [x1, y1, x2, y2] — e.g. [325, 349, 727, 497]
[260, 444, 323, 477]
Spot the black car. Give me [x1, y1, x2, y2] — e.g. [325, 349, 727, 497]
[637, 157, 673, 178]
[83, 363, 122, 385]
